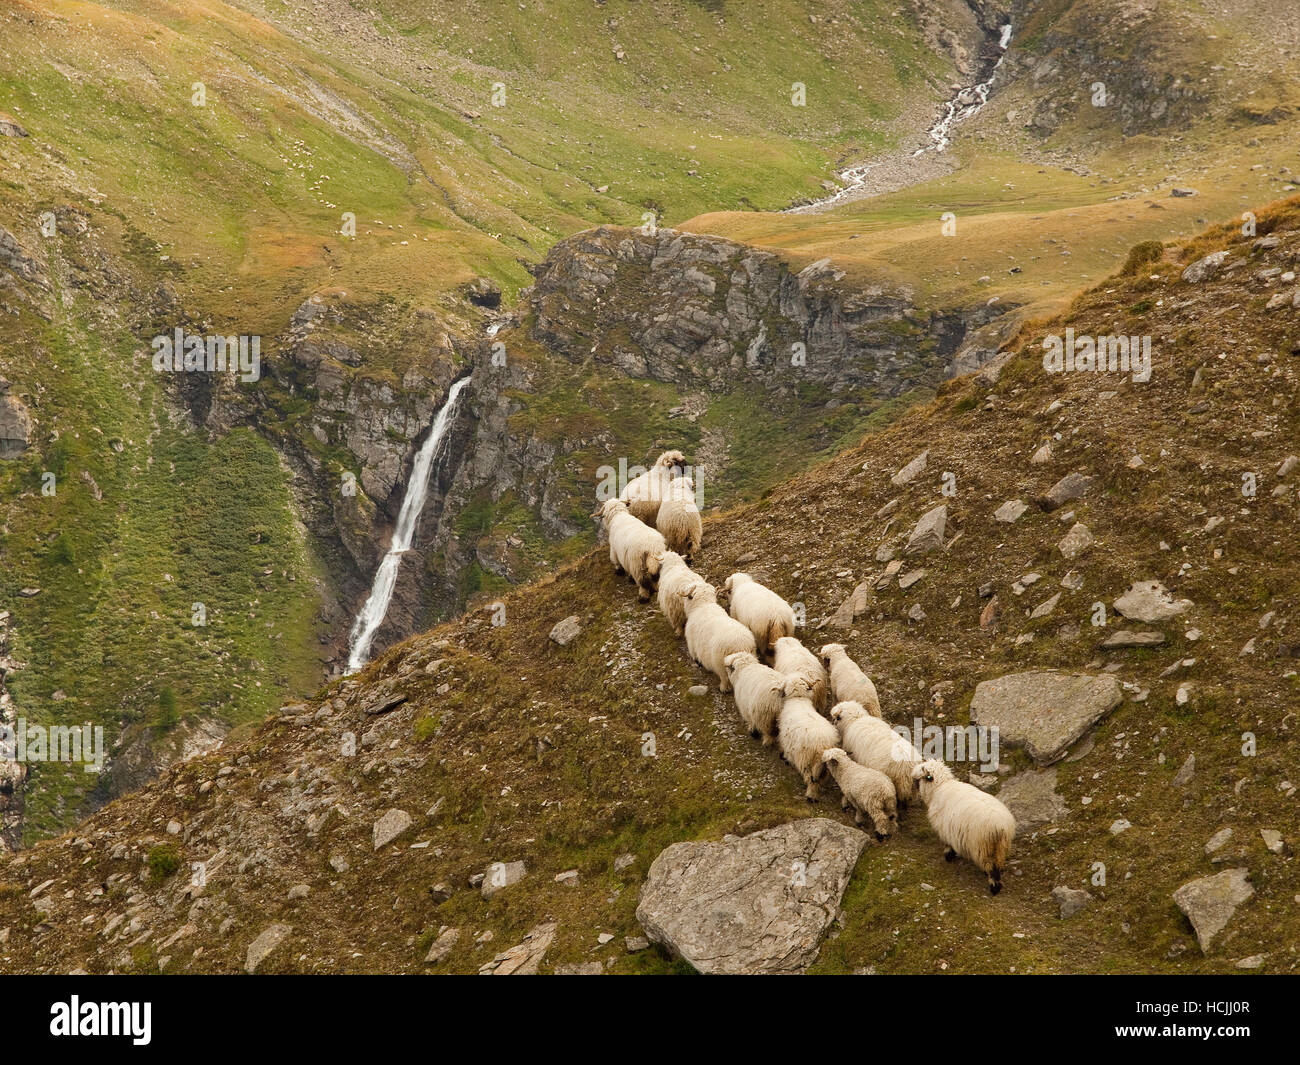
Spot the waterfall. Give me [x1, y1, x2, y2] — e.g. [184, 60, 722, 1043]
[345, 375, 471, 673]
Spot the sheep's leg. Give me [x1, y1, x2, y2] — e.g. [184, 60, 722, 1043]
[718, 670, 732, 694]
[988, 864, 1003, 896]
[804, 774, 821, 802]
[944, 847, 957, 862]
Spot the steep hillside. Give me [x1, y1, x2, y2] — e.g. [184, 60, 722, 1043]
[2, 202, 1296, 973]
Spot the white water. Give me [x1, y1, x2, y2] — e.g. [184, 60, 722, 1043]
[786, 23, 1012, 214]
[345, 375, 471, 673]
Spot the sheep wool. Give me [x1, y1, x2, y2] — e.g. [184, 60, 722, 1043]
[655, 476, 703, 561]
[777, 676, 840, 801]
[828, 700, 921, 805]
[681, 583, 756, 693]
[819, 643, 882, 718]
[724, 573, 795, 658]
[913, 759, 1016, 895]
[724, 651, 785, 746]
[620, 450, 686, 524]
[598, 498, 666, 601]
[772, 636, 828, 712]
[821, 747, 898, 840]
[657, 550, 707, 636]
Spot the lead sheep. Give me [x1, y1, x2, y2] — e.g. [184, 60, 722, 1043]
[723, 651, 784, 746]
[681, 583, 756, 693]
[913, 759, 1016, 895]
[597, 498, 665, 601]
[772, 636, 828, 712]
[819, 643, 882, 718]
[724, 573, 795, 658]
[656, 476, 702, 562]
[620, 450, 686, 523]
[657, 550, 707, 636]
[828, 700, 921, 806]
[821, 748, 897, 840]
[777, 676, 840, 801]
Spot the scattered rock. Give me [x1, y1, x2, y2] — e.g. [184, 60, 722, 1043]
[994, 499, 1028, 523]
[1260, 829, 1285, 854]
[1101, 629, 1166, 649]
[890, 450, 928, 485]
[1110, 818, 1132, 835]
[1039, 472, 1097, 511]
[1057, 522, 1094, 560]
[245, 924, 292, 974]
[1204, 827, 1233, 856]
[904, 504, 947, 555]
[635, 819, 867, 975]
[1114, 580, 1192, 623]
[364, 691, 408, 716]
[1052, 886, 1092, 918]
[970, 672, 1122, 764]
[554, 961, 603, 975]
[479, 921, 557, 975]
[822, 580, 873, 629]
[372, 808, 413, 850]
[1172, 868, 1253, 954]
[1172, 754, 1196, 787]
[997, 767, 1069, 829]
[979, 595, 1002, 630]
[687, 684, 709, 697]
[481, 859, 528, 898]
[1181, 251, 1229, 283]
[549, 615, 582, 646]
[624, 935, 649, 952]
[1030, 592, 1061, 619]
[424, 927, 460, 965]
[1235, 954, 1266, 970]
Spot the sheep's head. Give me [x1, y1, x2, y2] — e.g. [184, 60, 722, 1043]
[723, 650, 756, 678]
[660, 550, 685, 572]
[594, 498, 626, 523]
[646, 550, 664, 580]
[912, 759, 948, 798]
[723, 572, 751, 595]
[829, 700, 865, 726]
[821, 747, 846, 769]
[655, 449, 687, 474]
[680, 582, 716, 612]
[818, 642, 844, 667]
[782, 675, 812, 700]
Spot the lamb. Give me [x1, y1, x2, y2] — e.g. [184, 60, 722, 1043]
[655, 476, 703, 562]
[828, 700, 921, 806]
[681, 583, 756, 692]
[723, 651, 784, 746]
[657, 550, 707, 636]
[821, 748, 898, 840]
[913, 759, 1016, 895]
[819, 643, 882, 718]
[724, 573, 795, 658]
[620, 450, 686, 523]
[777, 676, 840, 800]
[772, 636, 828, 712]
[597, 498, 666, 602]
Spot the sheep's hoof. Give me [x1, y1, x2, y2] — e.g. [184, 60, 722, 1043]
[944, 848, 957, 863]
[989, 881, 1002, 896]
[874, 832, 885, 842]
[840, 798, 850, 811]
[749, 729, 760, 739]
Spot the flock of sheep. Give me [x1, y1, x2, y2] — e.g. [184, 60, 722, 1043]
[595, 451, 1017, 895]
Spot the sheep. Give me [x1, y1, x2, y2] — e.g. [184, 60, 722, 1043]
[777, 676, 840, 800]
[724, 573, 795, 659]
[657, 550, 707, 636]
[772, 636, 828, 713]
[597, 498, 665, 601]
[912, 759, 1016, 895]
[819, 643, 882, 718]
[828, 700, 921, 807]
[821, 748, 898, 841]
[620, 450, 686, 523]
[681, 583, 756, 693]
[723, 651, 784, 746]
[655, 475, 703, 562]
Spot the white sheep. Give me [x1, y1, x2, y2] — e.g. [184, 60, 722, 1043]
[819, 643, 882, 718]
[821, 747, 898, 840]
[620, 450, 686, 523]
[681, 583, 756, 692]
[597, 498, 665, 602]
[772, 636, 828, 713]
[657, 550, 707, 636]
[913, 759, 1016, 895]
[777, 676, 840, 801]
[723, 651, 784, 746]
[828, 700, 921, 806]
[655, 475, 703, 562]
[724, 573, 795, 659]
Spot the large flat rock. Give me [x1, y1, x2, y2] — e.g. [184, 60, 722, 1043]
[970, 671, 1122, 765]
[1173, 869, 1253, 954]
[635, 819, 868, 974]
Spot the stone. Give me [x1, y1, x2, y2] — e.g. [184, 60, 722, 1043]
[1100, 629, 1166, 649]
[822, 580, 873, 629]
[904, 504, 947, 555]
[364, 692, 408, 716]
[1172, 754, 1196, 787]
[555, 869, 579, 886]
[481, 860, 527, 898]
[890, 450, 928, 485]
[1169, 187, 1198, 198]
[994, 499, 1028, 523]
[1040, 472, 1097, 511]
[549, 615, 582, 646]
[613, 853, 637, 872]
[1052, 886, 1091, 918]
[424, 927, 460, 964]
[1235, 954, 1266, 970]
[1172, 868, 1253, 954]
[970, 672, 1122, 764]
[1030, 592, 1061, 619]
[1260, 829, 1285, 854]
[997, 767, 1069, 829]
[1114, 581, 1192, 623]
[554, 961, 603, 975]
[625, 935, 650, 952]
[1181, 250, 1228, 283]
[687, 684, 709, 697]
[479, 921, 557, 975]
[1030, 442, 1053, 464]
[635, 819, 868, 975]
[1204, 828, 1233, 855]
[0, 114, 28, 138]
[372, 808, 413, 850]
[245, 924, 292, 974]
[287, 884, 311, 900]
[874, 559, 904, 589]
[898, 568, 926, 590]
[1057, 522, 1094, 560]
[1110, 818, 1132, 835]
[979, 595, 1002, 630]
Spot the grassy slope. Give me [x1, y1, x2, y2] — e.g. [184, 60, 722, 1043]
[2, 201, 1297, 972]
